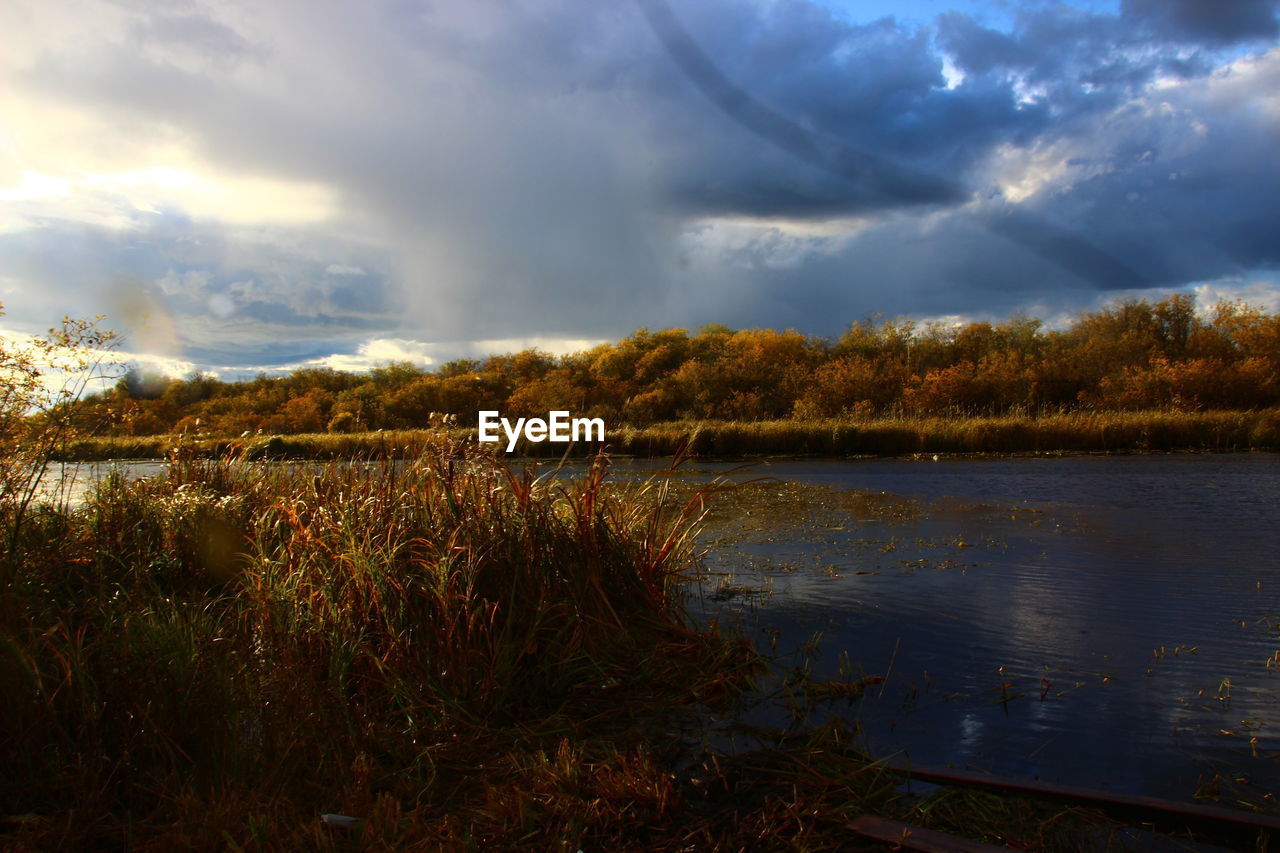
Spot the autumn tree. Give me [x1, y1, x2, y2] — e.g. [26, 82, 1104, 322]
[1, 304, 120, 548]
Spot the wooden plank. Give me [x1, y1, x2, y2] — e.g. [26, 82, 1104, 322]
[886, 762, 1280, 836]
[848, 815, 1016, 852]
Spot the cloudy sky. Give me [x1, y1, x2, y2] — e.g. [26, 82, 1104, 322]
[2, 0, 1278, 376]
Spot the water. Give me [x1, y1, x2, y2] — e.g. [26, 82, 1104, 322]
[31, 460, 167, 507]
[682, 453, 1280, 805]
[40, 453, 1280, 805]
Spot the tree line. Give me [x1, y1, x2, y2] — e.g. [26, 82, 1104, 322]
[85, 294, 1280, 436]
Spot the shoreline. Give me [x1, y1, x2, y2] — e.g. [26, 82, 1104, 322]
[56, 409, 1280, 461]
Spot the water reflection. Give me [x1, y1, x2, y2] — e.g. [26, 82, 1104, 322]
[692, 454, 1280, 803]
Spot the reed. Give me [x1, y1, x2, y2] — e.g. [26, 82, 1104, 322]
[0, 443, 760, 847]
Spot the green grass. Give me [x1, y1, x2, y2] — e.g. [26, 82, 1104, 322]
[60, 409, 1280, 461]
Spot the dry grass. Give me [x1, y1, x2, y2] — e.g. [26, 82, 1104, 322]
[1, 443, 759, 848]
[58, 409, 1280, 461]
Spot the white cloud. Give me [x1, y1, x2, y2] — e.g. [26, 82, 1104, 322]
[0, 164, 339, 232]
[464, 337, 610, 358]
[1193, 277, 1280, 314]
[290, 335, 610, 375]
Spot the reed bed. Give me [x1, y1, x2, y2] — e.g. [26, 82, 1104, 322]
[612, 409, 1280, 457]
[59, 409, 1280, 461]
[54, 429, 468, 462]
[0, 443, 763, 848]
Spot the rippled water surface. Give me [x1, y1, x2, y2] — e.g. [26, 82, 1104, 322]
[678, 453, 1280, 804]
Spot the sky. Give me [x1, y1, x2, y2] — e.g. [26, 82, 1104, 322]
[2, 0, 1278, 377]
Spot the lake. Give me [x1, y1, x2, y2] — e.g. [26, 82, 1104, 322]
[679, 453, 1280, 806]
[42, 452, 1280, 805]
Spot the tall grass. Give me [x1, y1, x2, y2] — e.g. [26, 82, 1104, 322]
[0, 442, 758, 848]
[620, 409, 1280, 457]
[54, 428, 465, 462]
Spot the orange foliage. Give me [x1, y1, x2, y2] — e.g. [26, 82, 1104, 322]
[81, 294, 1280, 435]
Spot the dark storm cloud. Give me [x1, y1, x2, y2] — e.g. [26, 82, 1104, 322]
[935, 6, 1215, 100]
[1123, 0, 1280, 45]
[657, 17, 1280, 330]
[1038, 98, 1280, 279]
[663, 212, 1095, 335]
[639, 1, 1062, 213]
[635, 0, 965, 211]
[5, 0, 1278, 364]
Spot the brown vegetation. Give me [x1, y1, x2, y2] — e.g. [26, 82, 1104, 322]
[82, 294, 1280, 439]
[57, 409, 1280, 461]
